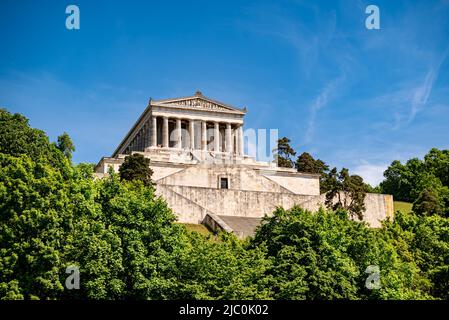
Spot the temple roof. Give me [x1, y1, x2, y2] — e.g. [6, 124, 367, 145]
[111, 91, 246, 157]
[150, 91, 247, 115]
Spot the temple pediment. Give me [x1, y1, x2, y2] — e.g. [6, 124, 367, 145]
[151, 91, 246, 114]
[164, 97, 233, 112]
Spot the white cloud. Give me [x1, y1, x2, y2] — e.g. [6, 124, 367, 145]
[353, 163, 388, 186]
[408, 48, 449, 122]
[351, 47, 449, 132]
[304, 76, 345, 144]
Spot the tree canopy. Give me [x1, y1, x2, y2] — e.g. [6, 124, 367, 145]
[381, 148, 449, 217]
[322, 168, 367, 220]
[56, 132, 75, 161]
[295, 152, 328, 175]
[273, 137, 296, 168]
[251, 207, 433, 299]
[118, 153, 154, 186]
[1, 109, 449, 300]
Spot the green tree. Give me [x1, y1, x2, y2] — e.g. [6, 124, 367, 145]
[0, 109, 73, 299]
[63, 173, 186, 299]
[423, 148, 449, 187]
[295, 152, 328, 174]
[323, 168, 367, 220]
[380, 149, 449, 214]
[365, 183, 381, 194]
[2, 108, 449, 301]
[412, 189, 444, 216]
[252, 207, 359, 299]
[295, 152, 330, 193]
[168, 232, 273, 299]
[0, 153, 71, 299]
[381, 211, 449, 299]
[0, 108, 68, 171]
[118, 153, 154, 186]
[379, 149, 449, 203]
[251, 207, 431, 300]
[272, 137, 296, 168]
[56, 132, 75, 161]
[380, 160, 418, 202]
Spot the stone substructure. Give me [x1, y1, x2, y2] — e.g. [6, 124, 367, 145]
[95, 92, 394, 238]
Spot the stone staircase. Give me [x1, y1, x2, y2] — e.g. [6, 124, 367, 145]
[156, 183, 265, 238]
[216, 215, 263, 238]
[201, 213, 263, 239]
[155, 184, 214, 224]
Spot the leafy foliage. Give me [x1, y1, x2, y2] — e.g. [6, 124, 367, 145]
[322, 168, 367, 220]
[0, 153, 70, 299]
[381, 212, 449, 299]
[251, 207, 432, 299]
[0, 108, 69, 172]
[56, 132, 75, 161]
[1, 108, 449, 300]
[272, 137, 296, 168]
[365, 183, 381, 194]
[165, 232, 273, 299]
[119, 153, 154, 186]
[295, 152, 328, 175]
[412, 189, 444, 216]
[381, 149, 449, 217]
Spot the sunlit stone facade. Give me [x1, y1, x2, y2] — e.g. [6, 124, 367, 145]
[95, 92, 393, 237]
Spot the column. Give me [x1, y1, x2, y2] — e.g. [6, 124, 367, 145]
[226, 123, 232, 153]
[162, 116, 169, 148]
[143, 121, 147, 148]
[176, 118, 182, 149]
[189, 120, 195, 149]
[214, 122, 220, 152]
[201, 121, 207, 151]
[238, 125, 244, 155]
[137, 132, 141, 150]
[151, 116, 157, 147]
[234, 127, 238, 154]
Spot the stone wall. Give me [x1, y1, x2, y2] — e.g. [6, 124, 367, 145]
[150, 165, 185, 181]
[290, 193, 394, 228]
[96, 151, 393, 229]
[262, 172, 320, 195]
[156, 183, 394, 227]
[155, 184, 213, 223]
[365, 193, 394, 227]
[156, 164, 319, 194]
[168, 184, 311, 219]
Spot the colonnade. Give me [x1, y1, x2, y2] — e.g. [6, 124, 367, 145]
[140, 115, 244, 155]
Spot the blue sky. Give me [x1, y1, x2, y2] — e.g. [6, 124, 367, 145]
[1, 0, 449, 185]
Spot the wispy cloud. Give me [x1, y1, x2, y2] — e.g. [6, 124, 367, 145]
[351, 46, 449, 132]
[239, 2, 359, 147]
[239, 2, 339, 79]
[408, 47, 449, 122]
[304, 76, 345, 144]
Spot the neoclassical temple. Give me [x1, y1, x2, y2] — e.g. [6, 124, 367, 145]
[95, 92, 393, 237]
[113, 91, 245, 158]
